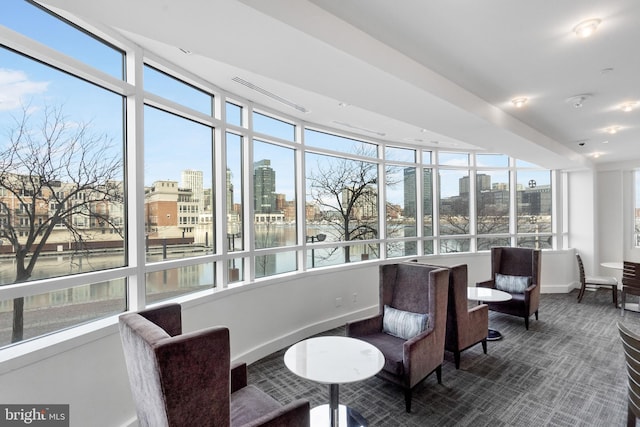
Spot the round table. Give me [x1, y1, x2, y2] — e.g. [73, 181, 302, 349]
[467, 287, 512, 340]
[284, 336, 384, 427]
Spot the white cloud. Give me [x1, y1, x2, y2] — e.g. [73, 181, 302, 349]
[0, 68, 49, 111]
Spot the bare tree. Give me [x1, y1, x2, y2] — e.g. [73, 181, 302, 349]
[0, 104, 123, 342]
[307, 154, 380, 263]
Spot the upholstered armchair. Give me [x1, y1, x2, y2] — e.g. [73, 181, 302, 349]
[119, 303, 310, 427]
[477, 247, 541, 330]
[346, 263, 449, 412]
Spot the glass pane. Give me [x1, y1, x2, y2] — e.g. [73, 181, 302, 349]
[0, 278, 126, 346]
[516, 170, 552, 234]
[226, 102, 243, 126]
[438, 152, 469, 166]
[385, 146, 415, 162]
[226, 132, 243, 251]
[253, 140, 296, 249]
[423, 239, 434, 255]
[2, 0, 124, 79]
[255, 251, 297, 278]
[477, 237, 511, 251]
[144, 106, 214, 261]
[304, 129, 377, 157]
[306, 152, 379, 263]
[422, 150, 433, 164]
[144, 65, 212, 115]
[228, 258, 243, 283]
[477, 153, 509, 167]
[387, 166, 416, 238]
[253, 111, 295, 141]
[439, 169, 470, 235]
[146, 263, 215, 303]
[386, 240, 417, 258]
[517, 235, 552, 250]
[440, 238, 470, 253]
[0, 47, 125, 286]
[423, 168, 434, 236]
[477, 171, 510, 234]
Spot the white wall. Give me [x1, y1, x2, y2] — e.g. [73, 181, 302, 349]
[567, 170, 597, 273]
[0, 251, 577, 426]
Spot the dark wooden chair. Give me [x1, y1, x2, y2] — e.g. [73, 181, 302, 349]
[576, 253, 618, 306]
[119, 303, 310, 427]
[617, 322, 640, 426]
[622, 261, 640, 316]
[477, 247, 541, 330]
[346, 263, 449, 412]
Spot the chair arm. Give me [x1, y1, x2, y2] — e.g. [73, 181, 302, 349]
[468, 303, 489, 325]
[346, 314, 383, 337]
[242, 399, 310, 427]
[404, 328, 439, 387]
[230, 362, 248, 393]
[476, 279, 495, 289]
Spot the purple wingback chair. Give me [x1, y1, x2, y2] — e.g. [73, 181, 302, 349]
[346, 263, 449, 412]
[119, 303, 310, 426]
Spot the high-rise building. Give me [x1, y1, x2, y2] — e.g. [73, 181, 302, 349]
[403, 167, 416, 218]
[254, 159, 276, 213]
[181, 169, 204, 212]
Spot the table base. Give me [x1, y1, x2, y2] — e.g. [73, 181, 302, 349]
[487, 328, 503, 341]
[310, 404, 368, 427]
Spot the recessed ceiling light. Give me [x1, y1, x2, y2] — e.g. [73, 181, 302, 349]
[593, 152, 601, 158]
[338, 102, 349, 107]
[620, 102, 638, 112]
[573, 19, 601, 38]
[178, 48, 192, 55]
[604, 126, 621, 134]
[602, 140, 609, 144]
[511, 97, 528, 108]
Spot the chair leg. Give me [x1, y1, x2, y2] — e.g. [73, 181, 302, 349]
[481, 339, 487, 354]
[436, 365, 442, 384]
[627, 402, 635, 427]
[577, 283, 586, 302]
[525, 316, 529, 330]
[622, 291, 626, 317]
[535, 310, 538, 320]
[404, 389, 412, 413]
[454, 351, 461, 369]
[613, 286, 618, 307]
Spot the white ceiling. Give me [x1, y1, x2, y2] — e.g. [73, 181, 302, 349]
[41, 0, 640, 170]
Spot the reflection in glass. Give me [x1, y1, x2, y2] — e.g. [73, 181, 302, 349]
[144, 106, 214, 261]
[227, 258, 243, 283]
[255, 251, 297, 278]
[0, 278, 126, 347]
[146, 263, 215, 304]
[477, 237, 511, 251]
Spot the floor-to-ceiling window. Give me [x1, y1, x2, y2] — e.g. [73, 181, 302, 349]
[0, 0, 558, 348]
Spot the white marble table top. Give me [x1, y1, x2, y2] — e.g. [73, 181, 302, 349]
[467, 287, 513, 302]
[284, 336, 384, 385]
[601, 261, 624, 270]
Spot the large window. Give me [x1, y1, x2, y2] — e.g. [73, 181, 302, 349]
[0, 1, 561, 348]
[635, 171, 640, 247]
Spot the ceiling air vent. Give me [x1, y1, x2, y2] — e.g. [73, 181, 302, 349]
[232, 77, 309, 113]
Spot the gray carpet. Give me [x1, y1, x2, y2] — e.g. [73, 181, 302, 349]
[247, 290, 640, 426]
